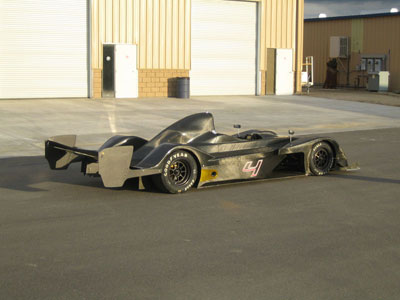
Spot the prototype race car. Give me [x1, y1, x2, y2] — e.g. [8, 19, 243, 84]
[45, 112, 351, 193]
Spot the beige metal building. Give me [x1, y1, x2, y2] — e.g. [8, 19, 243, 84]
[92, 0, 305, 98]
[303, 12, 400, 92]
[0, 0, 304, 99]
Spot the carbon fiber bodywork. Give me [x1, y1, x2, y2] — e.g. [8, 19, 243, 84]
[45, 112, 350, 189]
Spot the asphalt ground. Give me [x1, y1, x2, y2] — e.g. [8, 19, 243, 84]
[1, 128, 399, 300]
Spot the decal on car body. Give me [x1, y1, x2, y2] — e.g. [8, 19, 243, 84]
[242, 160, 263, 177]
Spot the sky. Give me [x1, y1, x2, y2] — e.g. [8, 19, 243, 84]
[304, 0, 400, 18]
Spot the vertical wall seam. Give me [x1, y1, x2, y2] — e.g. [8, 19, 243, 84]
[159, 0, 162, 69]
[124, 0, 126, 42]
[183, 0, 186, 69]
[111, 0, 113, 42]
[152, 0, 154, 69]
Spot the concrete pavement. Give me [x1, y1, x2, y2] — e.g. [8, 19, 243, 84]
[0, 95, 399, 157]
[302, 86, 400, 107]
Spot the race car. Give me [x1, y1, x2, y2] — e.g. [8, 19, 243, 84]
[45, 112, 351, 193]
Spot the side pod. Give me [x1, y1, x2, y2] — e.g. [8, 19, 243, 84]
[98, 146, 134, 188]
[278, 138, 349, 175]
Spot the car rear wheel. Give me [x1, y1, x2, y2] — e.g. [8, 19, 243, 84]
[309, 142, 334, 176]
[153, 150, 198, 194]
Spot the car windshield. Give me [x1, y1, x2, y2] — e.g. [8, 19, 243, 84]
[147, 112, 216, 146]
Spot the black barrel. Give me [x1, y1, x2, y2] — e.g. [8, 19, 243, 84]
[176, 77, 190, 98]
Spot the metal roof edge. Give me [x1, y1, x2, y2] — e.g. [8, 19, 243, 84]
[305, 12, 400, 22]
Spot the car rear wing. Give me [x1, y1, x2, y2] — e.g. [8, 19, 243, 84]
[45, 135, 162, 188]
[45, 135, 98, 170]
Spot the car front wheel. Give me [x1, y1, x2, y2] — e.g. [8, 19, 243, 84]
[309, 142, 334, 176]
[153, 150, 198, 193]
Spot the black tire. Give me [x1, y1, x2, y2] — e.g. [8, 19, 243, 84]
[153, 150, 198, 194]
[309, 142, 334, 176]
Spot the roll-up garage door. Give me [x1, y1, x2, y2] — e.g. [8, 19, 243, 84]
[0, 0, 88, 98]
[191, 0, 257, 96]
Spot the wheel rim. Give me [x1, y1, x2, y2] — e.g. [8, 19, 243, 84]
[314, 148, 330, 169]
[168, 160, 191, 185]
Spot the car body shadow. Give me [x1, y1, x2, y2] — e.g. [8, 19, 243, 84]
[0, 156, 146, 192]
[329, 173, 400, 185]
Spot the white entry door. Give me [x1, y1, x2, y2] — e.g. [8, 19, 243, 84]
[115, 45, 138, 98]
[275, 49, 294, 95]
[191, 0, 257, 96]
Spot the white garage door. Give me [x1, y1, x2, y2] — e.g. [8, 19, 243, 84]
[0, 0, 88, 98]
[191, 0, 257, 96]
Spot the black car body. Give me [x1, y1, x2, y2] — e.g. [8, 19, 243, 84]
[45, 112, 350, 193]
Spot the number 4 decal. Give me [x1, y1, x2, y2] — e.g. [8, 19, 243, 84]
[242, 160, 263, 177]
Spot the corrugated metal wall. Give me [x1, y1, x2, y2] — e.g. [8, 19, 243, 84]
[295, 0, 304, 92]
[304, 14, 400, 91]
[260, 0, 297, 70]
[92, 0, 304, 91]
[363, 15, 400, 90]
[260, 0, 304, 92]
[92, 0, 191, 70]
[303, 19, 351, 86]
